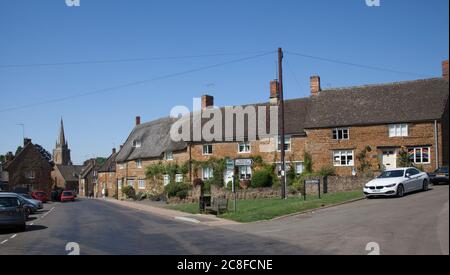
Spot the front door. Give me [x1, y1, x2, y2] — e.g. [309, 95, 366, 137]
[382, 150, 397, 170]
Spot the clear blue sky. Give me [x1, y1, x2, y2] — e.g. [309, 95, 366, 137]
[0, 0, 448, 164]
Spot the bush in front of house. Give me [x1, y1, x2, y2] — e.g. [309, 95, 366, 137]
[251, 169, 274, 188]
[136, 192, 147, 201]
[165, 182, 191, 200]
[122, 185, 136, 200]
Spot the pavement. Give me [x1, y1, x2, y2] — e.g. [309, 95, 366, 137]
[0, 185, 448, 255]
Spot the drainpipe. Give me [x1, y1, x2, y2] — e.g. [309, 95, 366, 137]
[434, 120, 439, 169]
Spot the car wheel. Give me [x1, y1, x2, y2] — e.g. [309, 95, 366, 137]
[422, 180, 429, 192]
[396, 184, 405, 198]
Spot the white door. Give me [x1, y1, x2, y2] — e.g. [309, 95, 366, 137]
[382, 150, 397, 170]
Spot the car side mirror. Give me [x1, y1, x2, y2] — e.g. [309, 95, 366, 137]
[405, 173, 411, 178]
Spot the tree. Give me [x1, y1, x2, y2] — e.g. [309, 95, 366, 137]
[15, 146, 23, 156]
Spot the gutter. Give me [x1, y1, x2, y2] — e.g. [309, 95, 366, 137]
[434, 120, 440, 168]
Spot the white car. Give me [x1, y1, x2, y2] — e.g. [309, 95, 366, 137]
[364, 167, 430, 198]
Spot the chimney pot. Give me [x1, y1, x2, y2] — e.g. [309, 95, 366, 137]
[442, 60, 449, 80]
[23, 138, 32, 147]
[112, 148, 116, 154]
[201, 95, 214, 110]
[135, 116, 141, 126]
[310, 76, 321, 95]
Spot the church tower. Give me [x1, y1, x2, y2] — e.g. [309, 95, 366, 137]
[53, 118, 72, 166]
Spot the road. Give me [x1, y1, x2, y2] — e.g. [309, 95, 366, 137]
[0, 185, 448, 255]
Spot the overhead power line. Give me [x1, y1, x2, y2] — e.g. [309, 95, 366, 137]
[0, 51, 275, 113]
[0, 50, 272, 69]
[285, 50, 433, 78]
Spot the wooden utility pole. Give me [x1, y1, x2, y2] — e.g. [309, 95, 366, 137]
[278, 48, 287, 199]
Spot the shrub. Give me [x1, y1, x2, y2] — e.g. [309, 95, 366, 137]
[122, 185, 136, 200]
[136, 192, 147, 201]
[165, 182, 191, 199]
[193, 178, 204, 187]
[239, 179, 251, 189]
[317, 166, 336, 177]
[251, 169, 274, 188]
[202, 179, 213, 195]
[291, 177, 305, 195]
[303, 152, 313, 174]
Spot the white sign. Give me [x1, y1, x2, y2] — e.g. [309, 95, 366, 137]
[235, 159, 252, 166]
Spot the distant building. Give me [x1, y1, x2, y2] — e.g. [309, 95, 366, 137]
[53, 118, 72, 166]
[98, 148, 118, 198]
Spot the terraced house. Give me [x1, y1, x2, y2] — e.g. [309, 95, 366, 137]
[113, 60, 449, 197]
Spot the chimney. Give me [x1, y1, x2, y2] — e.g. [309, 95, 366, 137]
[135, 116, 141, 126]
[443, 60, 449, 80]
[112, 148, 116, 154]
[269, 80, 279, 104]
[23, 138, 32, 147]
[5, 152, 14, 162]
[201, 95, 214, 110]
[310, 76, 321, 95]
[120, 145, 123, 150]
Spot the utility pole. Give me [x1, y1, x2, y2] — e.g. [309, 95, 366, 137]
[278, 48, 287, 199]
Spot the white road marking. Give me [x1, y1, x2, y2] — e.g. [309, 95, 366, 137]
[10, 234, 17, 239]
[1, 240, 8, 244]
[29, 223, 34, 226]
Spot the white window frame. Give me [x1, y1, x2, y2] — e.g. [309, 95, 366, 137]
[165, 151, 174, 161]
[408, 147, 431, 164]
[25, 170, 35, 179]
[277, 136, 292, 152]
[203, 144, 213, 155]
[294, 162, 304, 176]
[132, 140, 142, 148]
[332, 128, 350, 140]
[389, 124, 409, 137]
[175, 174, 183, 183]
[127, 179, 134, 187]
[138, 180, 146, 190]
[238, 165, 252, 180]
[202, 167, 214, 180]
[333, 150, 354, 167]
[118, 179, 122, 190]
[135, 159, 142, 168]
[163, 174, 170, 186]
[238, 142, 251, 154]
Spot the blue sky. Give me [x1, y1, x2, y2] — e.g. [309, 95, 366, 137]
[0, 0, 448, 164]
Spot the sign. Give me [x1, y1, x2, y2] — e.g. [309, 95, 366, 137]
[305, 179, 320, 185]
[235, 159, 252, 166]
[226, 159, 235, 170]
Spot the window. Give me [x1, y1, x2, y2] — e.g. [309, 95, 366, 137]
[406, 168, 420, 177]
[238, 165, 252, 180]
[132, 140, 141, 148]
[118, 163, 125, 170]
[25, 170, 35, 179]
[408, 147, 430, 164]
[175, 174, 183, 183]
[118, 179, 122, 190]
[165, 151, 173, 161]
[203, 144, 213, 155]
[332, 128, 349, 140]
[163, 175, 170, 186]
[295, 162, 304, 176]
[138, 180, 146, 190]
[277, 136, 292, 151]
[93, 171, 97, 177]
[135, 159, 142, 168]
[389, 124, 408, 137]
[238, 142, 251, 153]
[127, 179, 134, 187]
[333, 150, 354, 167]
[202, 167, 214, 180]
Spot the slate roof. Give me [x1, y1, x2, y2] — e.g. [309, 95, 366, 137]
[55, 165, 85, 182]
[116, 77, 448, 162]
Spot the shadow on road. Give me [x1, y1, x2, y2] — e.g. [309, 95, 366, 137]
[26, 224, 47, 232]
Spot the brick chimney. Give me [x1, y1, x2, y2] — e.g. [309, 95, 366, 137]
[443, 60, 449, 80]
[310, 76, 321, 95]
[112, 148, 116, 154]
[23, 138, 32, 147]
[269, 80, 279, 104]
[201, 95, 214, 109]
[135, 116, 141, 126]
[5, 152, 14, 162]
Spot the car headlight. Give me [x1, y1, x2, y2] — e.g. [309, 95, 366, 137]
[364, 185, 370, 188]
[385, 184, 396, 188]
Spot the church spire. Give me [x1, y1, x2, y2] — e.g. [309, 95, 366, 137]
[59, 118, 66, 146]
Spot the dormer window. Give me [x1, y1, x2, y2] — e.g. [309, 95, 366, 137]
[332, 128, 349, 140]
[165, 151, 173, 161]
[389, 124, 408, 137]
[132, 140, 141, 148]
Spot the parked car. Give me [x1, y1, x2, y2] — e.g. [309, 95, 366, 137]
[4, 193, 38, 216]
[51, 190, 63, 202]
[364, 167, 429, 198]
[428, 167, 449, 185]
[60, 191, 75, 202]
[17, 193, 43, 210]
[0, 193, 27, 231]
[31, 191, 48, 203]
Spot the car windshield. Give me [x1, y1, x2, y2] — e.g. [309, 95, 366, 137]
[63, 192, 72, 196]
[0, 197, 19, 207]
[436, 167, 448, 173]
[378, 170, 405, 178]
